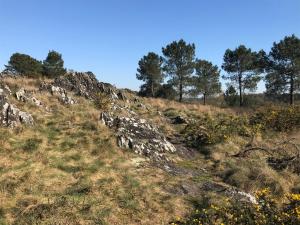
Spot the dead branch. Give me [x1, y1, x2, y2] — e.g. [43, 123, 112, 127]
[232, 147, 272, 157]
[232, 138, 300, 158]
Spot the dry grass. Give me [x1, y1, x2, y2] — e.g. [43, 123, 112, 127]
[1, 77, 300, 224]
[143, 97, 232, 115]
[0, 78, 189, 225]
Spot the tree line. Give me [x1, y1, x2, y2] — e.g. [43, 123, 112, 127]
[136, 35, 300, 106]
[3, 50, 66, 78]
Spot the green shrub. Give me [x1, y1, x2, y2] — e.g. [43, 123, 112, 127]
[172, 189, 300, 225]
[6, 53, 43, 77]
[183, 113, 251, 146]
[250, 105, 300, 132]
[22, 138, 42, 152]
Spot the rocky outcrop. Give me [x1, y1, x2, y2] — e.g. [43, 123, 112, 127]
[53, 72, 126, 101]
[16, 88, 43, 107]
[0, 86, 34, 127]
[0, 84, 12, 96]
[1, 103, 34, 127]
[50, 86, 77, 105]
[0, 69, 20, 78]
[40, 83, 76, 105]
[100, 112, 176, 161]
[201, 181, 257, 204]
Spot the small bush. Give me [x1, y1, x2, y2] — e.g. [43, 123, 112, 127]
[22, 138, 42, 152]
[94, 92, 112, 111]
[250, 105, 300, 132]
[183, 113, 251, 146]
[172, 189, 300, 225]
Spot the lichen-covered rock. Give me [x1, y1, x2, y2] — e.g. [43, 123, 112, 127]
[54, 72, 126, 101]
[1, 103, 34, 127]
[0, 84, 12, 96]
[117, 91, 127, 101]
[0, 91, 7, 108]
[4, 85, 12, 95]
[40, 83, 76, 105]
[100, 112, 114, 127]
[101, 113, 176, 161]
[15, 88, 26, 101]
[201, 181, 257, 204]
[50, 86, 76, 105]
[15, 88, 43, 107]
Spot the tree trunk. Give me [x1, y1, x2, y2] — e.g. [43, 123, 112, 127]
[238, 73, 243, 107]
[179, 77, 183, 102]
[151, 81, 154, 98]
[203, 93, 206, 105]
[290, 74, 294, 105]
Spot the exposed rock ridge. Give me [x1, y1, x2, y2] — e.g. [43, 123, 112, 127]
[53, 72, 126, 101]
[100, 112, 176, 161]
[16, 88, 43, 107]
[39, 83, 77, 105]
[0, 85, 34, 127]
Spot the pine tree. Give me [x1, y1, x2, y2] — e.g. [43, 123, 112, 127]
[43, 50, 66, 78]
[190, 59, 221, 105]
[6, 53, 43, 77]
[162, 39, 195, 102]
[136, 52, 164, 97]
[222, 45, 266, 106]
[266, 35, 300, 105]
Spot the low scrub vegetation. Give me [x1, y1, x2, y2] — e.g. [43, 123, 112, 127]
[250, 105, 300, 132]
[172, 189, 300, 225]
[182, 105, 300, 149]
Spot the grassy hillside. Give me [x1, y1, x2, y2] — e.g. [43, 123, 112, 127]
[0, 76, 300, 225]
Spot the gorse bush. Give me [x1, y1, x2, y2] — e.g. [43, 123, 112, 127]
[250, 105, 300, 132]
[183, 105, 300, 148]
[172, 189, 300, 225]
[183, 113, 251, 146]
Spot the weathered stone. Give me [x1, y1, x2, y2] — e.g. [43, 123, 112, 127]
[0, 84, 12, 97]
[4, 85, 12, 95]
[40, 83, 76, 105]
[1, 103, 34, 127]
[15, 88, 43, 107]
[101, 113, 176, 161]
[51, 86, 76, 105]
[201, 181, 257, 204]
[117, 91, 127, 101]
[53, 72, 126, 101]
[0, 69, 20, 78]
[30, 97, 43, 107]
[99, 112, 114, 127]
[16, 88, 27, 101]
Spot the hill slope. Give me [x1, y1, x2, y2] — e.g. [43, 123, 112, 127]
[0, 73, 300, 225]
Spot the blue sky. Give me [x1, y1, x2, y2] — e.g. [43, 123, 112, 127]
[0, 0, 299, 91]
